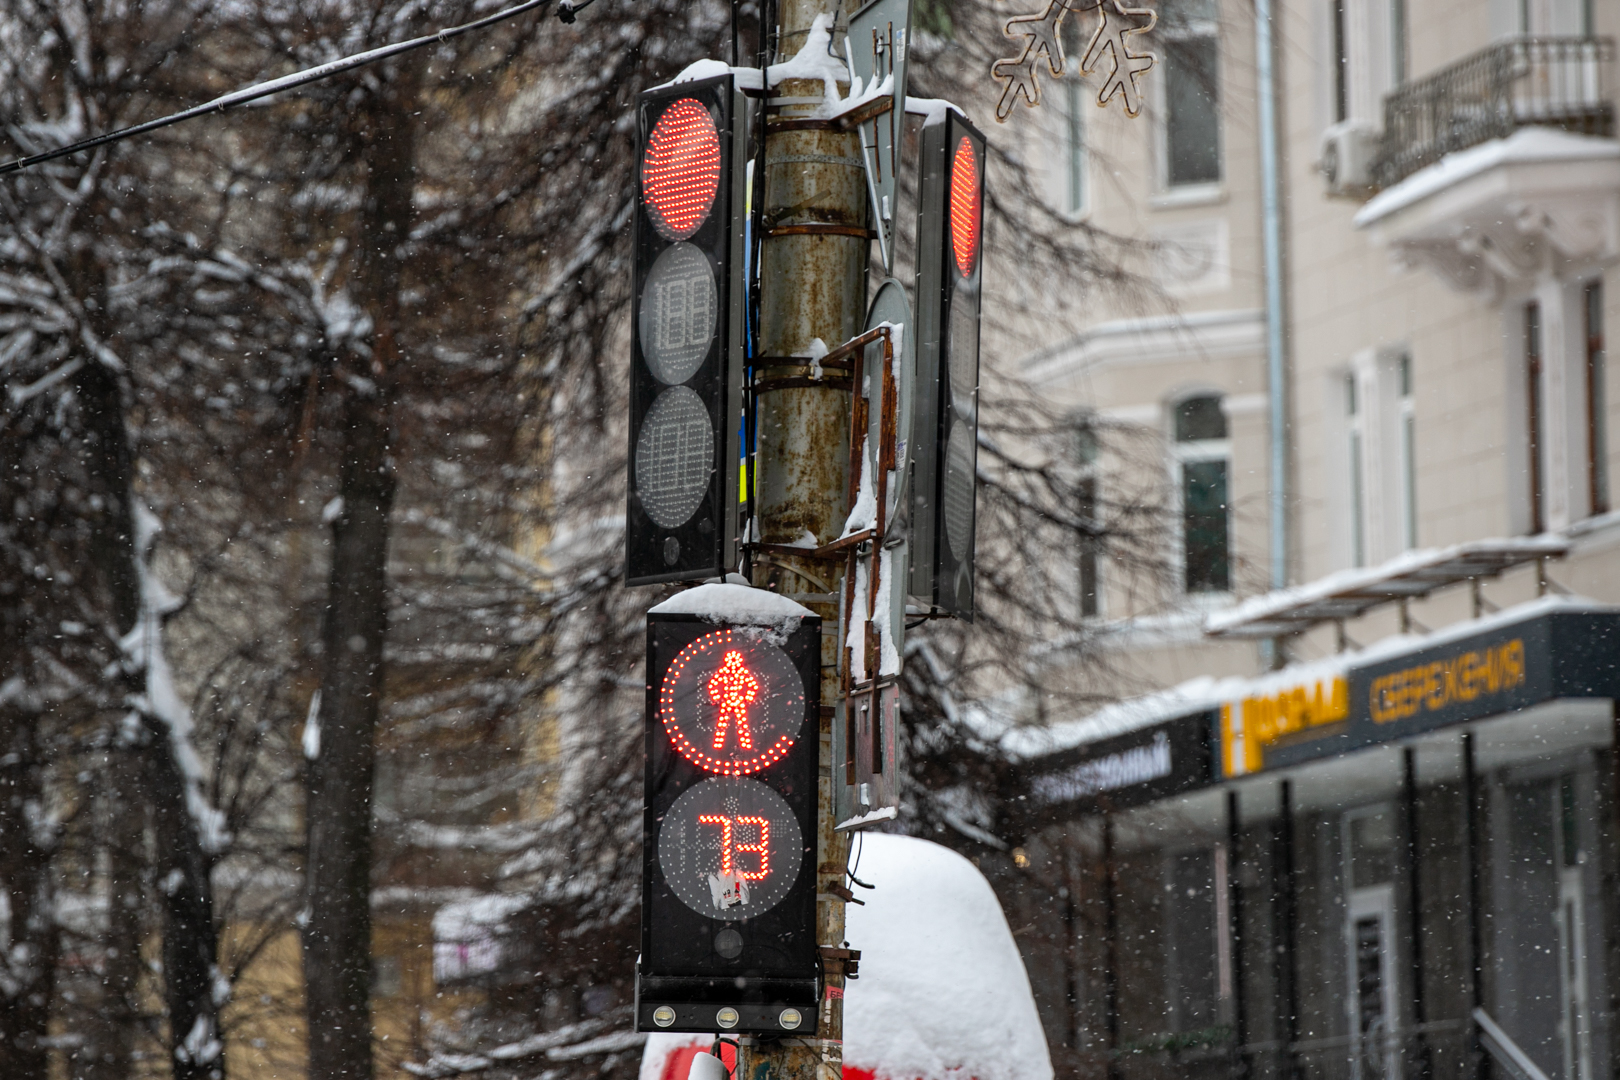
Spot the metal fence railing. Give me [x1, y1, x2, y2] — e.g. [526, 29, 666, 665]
[1376, 36, 1616, 189]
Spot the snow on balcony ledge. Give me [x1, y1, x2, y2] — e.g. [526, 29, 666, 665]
[1352, 128, 1620, 296]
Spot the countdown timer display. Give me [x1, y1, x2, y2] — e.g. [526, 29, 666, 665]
[639, 242, 718, 386]
[658, 776, 803, 922]
[658, 631, 806, 775]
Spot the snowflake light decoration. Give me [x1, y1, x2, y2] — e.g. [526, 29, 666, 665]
[991, 0, 1158, 122]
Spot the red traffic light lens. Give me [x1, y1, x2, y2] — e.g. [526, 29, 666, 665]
[643, 99, 723, 242]
[949, 135, 981, 279]
[659, 630, 805, 776]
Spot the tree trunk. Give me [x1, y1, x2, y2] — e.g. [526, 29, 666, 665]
[73, 323, 146, 1080]
[302, 68, 414, 1080]
[75, 748, 144, 1080]
[75, 357, 223, 1080]
[147, 719, 223, 1080]
[0, 707, 57, 1080]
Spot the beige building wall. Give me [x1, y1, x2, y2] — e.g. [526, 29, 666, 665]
[1008, 0, 1620, 697]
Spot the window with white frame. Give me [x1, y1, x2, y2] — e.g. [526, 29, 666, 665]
[1526, 300, 1547, 533]
[1075, 420, 1100, 616]
[1398, 353, 1416, 549]
[1584, 280, 1607, 516]
[1327, 0, 1406, 125]
[1173, 395, 1230, 593]
[1512, 282, 1608, 533]
[1500, 0, 1593, 37]
[1160, 0, 1221, 189]
[1345, 372, 1368, 566]
[1337, 349, 1415, 569]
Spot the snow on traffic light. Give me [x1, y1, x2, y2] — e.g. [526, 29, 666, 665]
[627, 77, 748, 586]
[910, 112, 986, 619]
[637, 589, 821, 1035]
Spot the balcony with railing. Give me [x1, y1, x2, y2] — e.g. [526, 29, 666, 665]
[1376, 36, 1616, 189]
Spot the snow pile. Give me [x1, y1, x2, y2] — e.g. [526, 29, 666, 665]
[841, 453, 877, 538]
[649, 583, 814, 637]
[762, 13, 848, 106]
[640, 835, 1053, 1080]
[660, 13, 843, 105]
[659, 15, 966, 124]
[903, 97, 967, 124]
[841, 835, 1052, 1080]
[665, 58, 737, 86]
[844, 551, 900, 681]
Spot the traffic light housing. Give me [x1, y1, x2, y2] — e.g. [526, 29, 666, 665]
[909, 111, 985, 619]
[637, 605, 821, 1034]
[628, 77, 749, 586]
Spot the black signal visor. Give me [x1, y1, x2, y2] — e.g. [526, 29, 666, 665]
[637, 611, 821, 1034]
[910, 111, 986, 620]
[627, 77, 748, 586]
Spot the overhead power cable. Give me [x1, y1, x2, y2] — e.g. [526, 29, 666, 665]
[0, 0, 564, 177]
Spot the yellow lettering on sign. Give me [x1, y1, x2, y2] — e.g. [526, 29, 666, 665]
[1368, 638, 1524, 724]
[1221, 675, 1349, 777]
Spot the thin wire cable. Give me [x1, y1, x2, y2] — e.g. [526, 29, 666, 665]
[0, 0, 555, 177]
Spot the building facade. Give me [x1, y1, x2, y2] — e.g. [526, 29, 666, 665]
[997, 2, 1620, 1078]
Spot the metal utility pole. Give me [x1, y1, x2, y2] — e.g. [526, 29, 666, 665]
[747, 0, 867, 1074]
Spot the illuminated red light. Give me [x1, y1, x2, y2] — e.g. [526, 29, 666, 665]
[734, 815, 770, 879]
[949, 135, 981, 279]
[659, 631, 797, 776]
[698, 813, 771, 880]
[642, 99, 723, 242]
[707, 651, 760, 751]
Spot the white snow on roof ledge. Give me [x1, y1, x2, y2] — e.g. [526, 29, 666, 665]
[998, 678, 1225, 760]
[1353, 128, 1620, 228]
[647, 583, 815, 625]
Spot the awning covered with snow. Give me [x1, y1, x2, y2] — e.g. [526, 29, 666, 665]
[1202, 536, 1569, 639]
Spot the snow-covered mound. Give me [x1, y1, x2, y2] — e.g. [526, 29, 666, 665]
[640, 834, 1053, 1080]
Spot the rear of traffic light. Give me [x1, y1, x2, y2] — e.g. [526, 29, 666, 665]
[628, 77, 748, 586]
[637, 609, 821, 1034]
[910, 112, 986, 619]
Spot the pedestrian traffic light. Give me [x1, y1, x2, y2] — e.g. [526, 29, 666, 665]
[910, 112, 986, 619]
[637, 598, 821, 1034]
[628, 76, 748, 586]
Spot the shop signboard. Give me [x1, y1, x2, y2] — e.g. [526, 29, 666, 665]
[1219, 609, 1620, 779]
[1022, 709, 1213, 816]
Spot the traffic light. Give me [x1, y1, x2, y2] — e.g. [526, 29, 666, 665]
[910, 112, 986, 619]
[628, 77, 748, 586]
[637, 603, 821, 1034]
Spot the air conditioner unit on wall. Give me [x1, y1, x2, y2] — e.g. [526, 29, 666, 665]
[1319, 120, 1382, 195]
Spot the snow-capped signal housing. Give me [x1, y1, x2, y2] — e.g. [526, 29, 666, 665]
[627, 76, 748, 586]
[911, 111, 986, 620]
[637, 600, 821, 1035]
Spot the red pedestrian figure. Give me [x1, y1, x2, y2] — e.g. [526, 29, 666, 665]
[707, 650, 759, 752]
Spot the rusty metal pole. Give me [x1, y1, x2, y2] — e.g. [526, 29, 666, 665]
[745, 0, 866, 1076]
